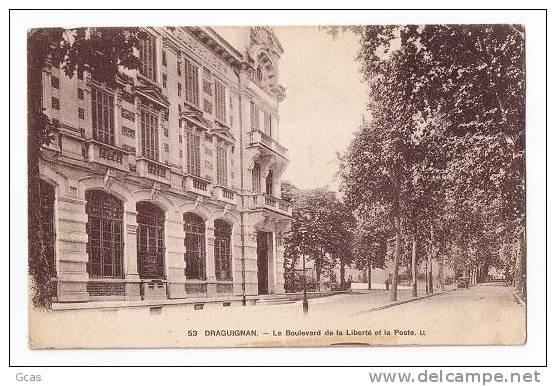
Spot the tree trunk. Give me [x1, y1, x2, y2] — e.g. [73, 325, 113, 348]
[425, 257, 431, 295]
[411, 236, 417, 297]
[315, 259, 321, 292]
[340, 260, 345, 291]
[367, 257, 372, 290]
[428, 257, 434, 293]
[390, 216, 401, 301]
[439, 252, 445, 291]
[428, 223, 434, 294]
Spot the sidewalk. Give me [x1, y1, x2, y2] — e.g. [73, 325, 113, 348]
[267, 285, 457, 317]
[51, 290, 350, 311]
[353, 285, 457, 315]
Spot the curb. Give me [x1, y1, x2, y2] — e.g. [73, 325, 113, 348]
[355, 288, 457, 315]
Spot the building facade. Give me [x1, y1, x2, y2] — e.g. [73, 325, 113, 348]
[37, 27, 291, 303]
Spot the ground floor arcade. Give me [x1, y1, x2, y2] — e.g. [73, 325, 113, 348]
[37, 160, 290, 303]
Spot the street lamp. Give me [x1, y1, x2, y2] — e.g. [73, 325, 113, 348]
[299, 224, 309, 314]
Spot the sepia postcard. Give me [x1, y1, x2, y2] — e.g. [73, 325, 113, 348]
[27, 24, 526, 349]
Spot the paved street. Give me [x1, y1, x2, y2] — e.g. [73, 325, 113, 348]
[29, 282, 525, 348]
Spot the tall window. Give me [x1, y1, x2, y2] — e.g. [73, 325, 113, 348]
[216, 146, 228, 186]
[85, 190, 123, 278]
[186, 129, 201, 176]
[266, 170, 273, 195]
[252, 163, 261, 192]
[39, 180, 56, 276]
[214, 220, 232, 281]
[141, 110, 159, 161]
[184, 59, 199, 107]
[136, 202, 165, 279]
[184, 213, 206, 280]
[214, 80, 226, 123]
[91, 87, 115, 145]
[264, 111, 272, 136]
[140, 34, 157, 82]
[250, 101, 260, 130]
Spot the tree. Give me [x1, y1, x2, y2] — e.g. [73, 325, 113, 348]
[340, 112, 412, 301]
[340, 24, 525, 299]
[28, 27, 144, 307]
[352, 206, 388, 290]
[283, 184, 356, 292]
[321, 198, 355, 290]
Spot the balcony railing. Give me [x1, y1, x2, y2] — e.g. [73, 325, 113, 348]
[136, 157, 171, 183]
[183, 174, 212, 197]
[247, 193, 292, 216]
[213, 185, 237, 204]
[249, 130, 288, 159]
[86, 140, 129, 172]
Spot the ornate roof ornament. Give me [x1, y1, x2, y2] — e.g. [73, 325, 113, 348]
[250, 27, 284, 55]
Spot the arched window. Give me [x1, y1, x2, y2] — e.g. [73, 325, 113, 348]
[252, 162, 261, 192]
[256, 52, 275, 86]
[184, 213, 206, 280]
[39, 180, 56, 276]
[136, 202, 165, 279]
[85, 190, 124, 278]
[214, 220, 232, 281]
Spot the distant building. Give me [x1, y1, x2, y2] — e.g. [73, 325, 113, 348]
[37, 27, 291, 303]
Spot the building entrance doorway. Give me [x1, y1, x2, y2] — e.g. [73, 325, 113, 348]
[257, 232, 273, 295]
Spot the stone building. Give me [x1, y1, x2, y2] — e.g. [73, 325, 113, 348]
[37, 27, 291, 303]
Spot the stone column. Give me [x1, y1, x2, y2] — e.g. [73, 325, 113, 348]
[274, 220, 290, 295]
[123, 209, 141, 301]
[274, 231, 286, 295]
[205, 224, 217, 296]
[241, 218, 261, 296]
[232, 224, 244, 296]
[166, 211, 187, 299]
[56, 196, 89, 302]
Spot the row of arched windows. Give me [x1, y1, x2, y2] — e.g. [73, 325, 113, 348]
[39, 182, 233, 282]
[85, 190, 233, 281]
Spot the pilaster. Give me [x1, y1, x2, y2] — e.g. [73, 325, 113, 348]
[56, 195, 89, 302]
[205, 224, 217, 295]
[166, 212, 187, 298]
[274, 232, 286, 294]
[123, 209, 141, 300]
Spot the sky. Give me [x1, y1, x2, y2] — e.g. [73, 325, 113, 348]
[276, 27, 368, 191]
[215, 26, 368, 191]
